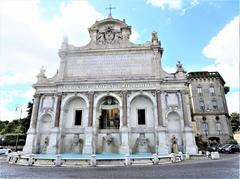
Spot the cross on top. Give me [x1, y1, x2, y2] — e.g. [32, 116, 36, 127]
[106, 4, 116, 17]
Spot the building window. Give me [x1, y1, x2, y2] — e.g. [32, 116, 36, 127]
[202, 121, 208, 136]
[138, 109, 146, 125]
[197, 86, 203, 96]
[212, 100, 218, 110]
[216, 122, 223, 135]
[199, 100, 205, 111]
[210, 86, 215, 96]
[74, 110, 82, 125]
[215, 116, 222, 135]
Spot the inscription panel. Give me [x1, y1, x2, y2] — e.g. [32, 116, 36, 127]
[65, 53, 153, 77]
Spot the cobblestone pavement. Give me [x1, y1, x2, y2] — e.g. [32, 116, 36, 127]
[0, 153, 239, 179]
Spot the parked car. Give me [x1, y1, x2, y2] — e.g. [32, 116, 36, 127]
[222, 144, 240, 153]
[0, 146, 12, 155]
[207, 144, 222, 152]
[218, 144, 231, 153]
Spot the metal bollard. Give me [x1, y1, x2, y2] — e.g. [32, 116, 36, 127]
[124, 154, 131, 166]
[170, 153, 176, 163]
[185, 152, 190, 160]
[28, 154, 35, 166]
[206, 151, 210, 158]
[12, 154, 19, 164]
[179, 152, 183, 161]
[152, 153, 159, 165]
[90, 154, 96, 167]
[54, 154, 62, 167]
[7, 153, 12, 162]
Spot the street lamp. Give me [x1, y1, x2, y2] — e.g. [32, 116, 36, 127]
[15, 104, 22, 151]
[15, 104, 22, 119]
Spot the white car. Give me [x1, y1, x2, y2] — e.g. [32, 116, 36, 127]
[0, 146, 12, 155]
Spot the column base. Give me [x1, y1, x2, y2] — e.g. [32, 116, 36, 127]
[186, 146, 198, 155]
[47, 128, 60, 154]
[23, 128, 36, 154]
[120, 126, 130, 154]
[157, 127, 169, 155]
[83, 127, 93, 154]
[120, 145, 130, 155]
[184, 126, 198, 155]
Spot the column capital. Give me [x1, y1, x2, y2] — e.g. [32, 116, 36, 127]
[122, 90, 128, 94]
[33, 94, 41, 98]
[156, 90, 164, 94]
[88, 91, 95, 95]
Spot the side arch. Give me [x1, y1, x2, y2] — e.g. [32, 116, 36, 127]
[62, 93, 89, 110]
[128, 91, 157, 107]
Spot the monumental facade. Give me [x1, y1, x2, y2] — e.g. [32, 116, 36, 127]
[23, 16, 200, 155]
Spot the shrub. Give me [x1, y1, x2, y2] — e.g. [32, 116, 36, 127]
[226, 139, 238, 144]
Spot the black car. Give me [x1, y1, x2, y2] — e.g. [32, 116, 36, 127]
[222, 144, 239, 153]
[207, 144, 223, 152]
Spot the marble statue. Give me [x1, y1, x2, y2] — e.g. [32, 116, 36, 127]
[102, 133, 114, 153]
[135, 133, 150, 153]
[171, 136, 179, 154]
[71, 134, 82, 153]
[42, 137, 49, 153]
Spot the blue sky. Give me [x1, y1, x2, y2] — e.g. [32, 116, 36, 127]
[0, 0, 239, 121]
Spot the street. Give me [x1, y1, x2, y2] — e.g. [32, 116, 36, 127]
[0, 154, 239, 179]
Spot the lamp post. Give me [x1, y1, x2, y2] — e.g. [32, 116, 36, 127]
[15, 104, 22, 151]
[15, 104, 22, 120]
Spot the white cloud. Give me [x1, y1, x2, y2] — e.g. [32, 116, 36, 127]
[130, 28, 140, 43]
[146, 0, 199, 14]
[164, 66, 176, 73]
[147, 0, 182, 10]
[0, 0, 103, 121]
[202, 16, 239, 113]
[0, 0, 140, 121]
[202, 16, 239, 89]
[0, 90, 29, 121]
[226, 92, 240, 113]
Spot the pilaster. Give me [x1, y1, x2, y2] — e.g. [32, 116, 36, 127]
[88, 92, 94, 127]
[180, 90, 190, 127]
[23, 94, 41, 154]
[120, 91, 130, 154]
[156, 90, 163, 126]
[54, 94, 62, 127]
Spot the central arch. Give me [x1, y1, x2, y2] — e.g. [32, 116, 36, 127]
[96, 96, 120, 129]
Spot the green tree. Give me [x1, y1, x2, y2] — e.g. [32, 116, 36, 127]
[1, 122, 17, 134]
[230, 112, 240, 133]
[0, 101, 33, 135]
[19, 102, 32, 134]
[0, 121, 9, 134]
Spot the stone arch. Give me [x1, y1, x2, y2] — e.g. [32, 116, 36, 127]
[167, 111, 183, 153]
[36, 113, 52, 154]
[62, 94, 89, 110]
[128, 91, 157, 107]
[93, 93, 122, 129]
[128, 92, 157, 127]
[128, 92, 157, 153]
[38, 113, 53, 133]
[94, 92, 122, 108]
[61, 94, 88, 129]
